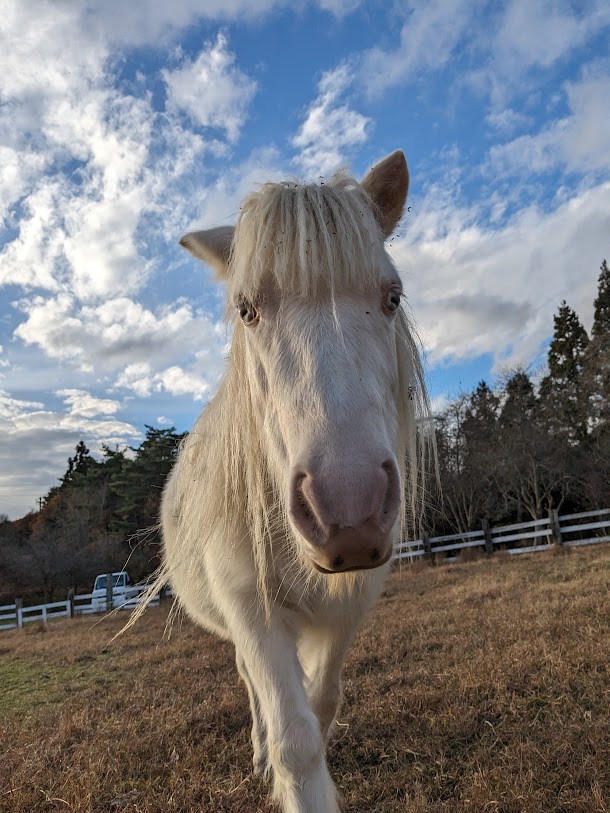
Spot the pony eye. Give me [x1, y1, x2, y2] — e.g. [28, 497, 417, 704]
[237, 299, 259, 325]
[384, 289, 401, 315]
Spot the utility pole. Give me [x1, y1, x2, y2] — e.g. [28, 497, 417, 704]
[37, 497, 43, 511]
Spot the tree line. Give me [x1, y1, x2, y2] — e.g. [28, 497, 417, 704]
[0, 427, 185, 602]
[0, 260, 608, 602]
[425, 260, 609, 535]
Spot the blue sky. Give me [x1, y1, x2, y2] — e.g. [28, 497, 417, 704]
[1, 0, 609, 518]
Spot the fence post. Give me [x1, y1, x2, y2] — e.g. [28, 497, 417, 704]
[15, 597, 23, 629]
[68, 588, 75, 619]
[549, 508, 563, 545]
[422, 533, 434, 565]
[482, 518, 494, 555]
[106, 572, 113, 611]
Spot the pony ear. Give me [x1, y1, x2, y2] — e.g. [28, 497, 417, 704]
[179, 226, 234, 279]
[361, 150, 409, 238]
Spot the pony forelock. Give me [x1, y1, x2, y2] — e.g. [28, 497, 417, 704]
[227, 171, 387, 305]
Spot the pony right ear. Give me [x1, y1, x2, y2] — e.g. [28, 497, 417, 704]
[179, 226, 234, 279]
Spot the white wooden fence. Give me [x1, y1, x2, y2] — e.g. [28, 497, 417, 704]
[0, 584, 168, 632]
[395, 507, 610, 562]
[1, 508, 608, 632]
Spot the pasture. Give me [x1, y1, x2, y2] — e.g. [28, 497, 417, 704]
[1, 546, 609, 813]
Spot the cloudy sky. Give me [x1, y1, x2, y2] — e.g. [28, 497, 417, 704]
[1, 0, 609, 518]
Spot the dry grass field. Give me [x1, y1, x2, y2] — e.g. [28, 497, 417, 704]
[1, 546, 609, 813]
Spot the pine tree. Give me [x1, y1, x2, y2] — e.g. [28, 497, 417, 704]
[546, 302, 589, 384]
[464, 380, 500, 440]
[583, 260, 610, 506]
[585, 260, 610, 434]
[463, 380, 500, 476]
[59, 440, 98, 487]
[496, 369, 563, 520]
[110, 426, 186, 539]
[499, 370, 536, 433]
[592, 259, 610, 339]
[540, 301, 589, 443]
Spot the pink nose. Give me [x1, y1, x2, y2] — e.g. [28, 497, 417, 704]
[289, 460, 400, 572]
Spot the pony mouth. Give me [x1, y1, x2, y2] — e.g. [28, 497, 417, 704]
[310, 546, 393, 574]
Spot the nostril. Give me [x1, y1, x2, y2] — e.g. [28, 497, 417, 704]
[370, 549, 380, 562]
[295, 474, 314, 522]
[379, 458, 401, 531]
[290, 471, 327, 547]
[333, 555, 344, 568]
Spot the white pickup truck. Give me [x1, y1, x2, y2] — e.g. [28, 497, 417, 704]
[91, 571, 138, 611]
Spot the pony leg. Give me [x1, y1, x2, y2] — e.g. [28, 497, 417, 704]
[229, 616, 341, 813]
[299, 622, 356, 742]
[236, 652, 268, 775]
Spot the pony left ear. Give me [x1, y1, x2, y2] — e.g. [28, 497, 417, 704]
[179, 226, 234, 279]
[361, 150, 409, 238]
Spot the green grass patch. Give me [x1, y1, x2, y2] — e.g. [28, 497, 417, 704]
[0, 654, 117, 718]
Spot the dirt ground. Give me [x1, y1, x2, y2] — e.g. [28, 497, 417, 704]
[1, 546, 609, 812]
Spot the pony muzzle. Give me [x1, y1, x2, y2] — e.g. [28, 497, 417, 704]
[309, 523, 395, 573]
[289, 462, 400, 573]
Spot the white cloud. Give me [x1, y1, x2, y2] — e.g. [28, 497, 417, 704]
[2, 0, 362, 57]
[356, 0, 610, 112]
[292, 64, 370, 177]
[0, 391, 44, 421]
[0, 345, 8, 371]
[114, 362, 214, 401]
[485, 108, 531, 135]
[113, 363, 154, 398]
[493, 0, 610, 72]
[57, 389, 122, 418]
[83, 0, 345, 46]
[360, 0, 474, 96]
[9, 409, 136, 438]
[84, 0, 276, 45]
[393, 181, 610, 369]
[316, 0, 361, 13]
[0, 147, 47, 227]
[563, 70, 610, 172]
[488, 126, 565, 177]
[181, 145, 285, 231]
[488, 70, 610, 177]
[0, 5, 233, 304]
[156, 366, 211, 399]
[483, 0, 610, 110]
[0, 181, 68, 292]
[163, 33, 257, 143]
[13, 295, 225, 378]
[430, 394, 450, 415]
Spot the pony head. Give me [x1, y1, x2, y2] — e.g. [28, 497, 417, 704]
[180, 151, 426, 576]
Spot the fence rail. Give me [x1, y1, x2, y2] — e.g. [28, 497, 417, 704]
[2, 508, 609, 632]
[0, 583, 170, 632]
[395, 507, 610, 563]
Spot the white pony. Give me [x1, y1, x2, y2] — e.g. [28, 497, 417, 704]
[159, 150, 428, 813]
